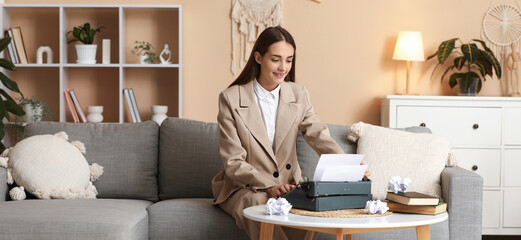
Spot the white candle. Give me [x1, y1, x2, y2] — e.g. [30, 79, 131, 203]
[102, 39, 111, 64]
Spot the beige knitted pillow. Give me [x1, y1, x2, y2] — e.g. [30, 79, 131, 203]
[348, 122, 457, 200]
[0, 132, 104, 200]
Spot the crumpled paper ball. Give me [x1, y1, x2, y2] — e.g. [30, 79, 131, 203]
[388, 176, 411, 194]
[365, 200, 389, 214]
[265, 198, 292, 215]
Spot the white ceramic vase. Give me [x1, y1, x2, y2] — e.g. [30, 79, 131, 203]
[87, 106, 104, 123]
[76, 44, 97, 64]
[24, 104, 42, 122]
[151, 105, 168, 125]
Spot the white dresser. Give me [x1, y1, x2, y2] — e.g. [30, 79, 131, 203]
[381, 95, 521, 235]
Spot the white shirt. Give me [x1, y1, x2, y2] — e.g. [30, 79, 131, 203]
[253, 79, 280, 147]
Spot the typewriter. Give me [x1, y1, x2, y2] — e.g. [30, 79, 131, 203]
[284, 178, 372, 211]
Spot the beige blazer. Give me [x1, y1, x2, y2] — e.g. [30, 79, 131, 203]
[211, 80, 344, 204]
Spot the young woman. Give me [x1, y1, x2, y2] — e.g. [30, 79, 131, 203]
[211, 26, 359, 240]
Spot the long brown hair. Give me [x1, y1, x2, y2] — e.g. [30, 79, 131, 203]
[229, 26, 296, 87]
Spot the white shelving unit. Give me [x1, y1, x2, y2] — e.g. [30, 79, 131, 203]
[382, 95, 521, 236]
[0, 4, 182, 123]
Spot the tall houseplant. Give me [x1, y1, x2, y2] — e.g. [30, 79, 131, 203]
[0, 37, 26, 151]
[428, 38, 502, 95]
[67, 23, 103, 64]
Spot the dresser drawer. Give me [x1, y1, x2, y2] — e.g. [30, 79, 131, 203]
[504, 190, 521, 227]
[483, 190, 501, 228]
[396, 106, 501, 146]
[504, 149, 521, 187]
[505, 108, 521, 145]
[453, 148, 501, 187]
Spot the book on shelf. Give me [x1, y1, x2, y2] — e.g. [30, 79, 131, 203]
[69, 89, 87, 123]
[387, 201, 447, 215]
[128, 88, 142, 122]
[6, 30, 19, 64]
[64, 89, 79, 123]
[4, 31, 16, 63]
[10, 27, 28, 64]
[123, 88, 137, 123]
[385, 191, 440, 206]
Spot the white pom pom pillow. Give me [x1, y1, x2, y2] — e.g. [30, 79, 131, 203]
[348, 122, 457, 200]
[0, 131, 103, 200]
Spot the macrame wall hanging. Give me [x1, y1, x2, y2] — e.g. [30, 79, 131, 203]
[481, 0, 521, 96]
[231, 0, 282, 75]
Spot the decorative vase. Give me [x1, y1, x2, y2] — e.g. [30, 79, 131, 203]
[87, 106, 103, 123]
[75, 44, 97, 64]
[24, 104, 42, 122]
[151, 105, 168, 125]
[457, 77, 479, 96]
[139, 55, 148, 64]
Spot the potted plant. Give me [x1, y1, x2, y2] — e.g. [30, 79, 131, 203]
[0, 37, 26, 151]
[67, 23, 103, 64]
[131, 41, 159, 64]
[13, 96, 53, 142]
[428, 38, 502, 95]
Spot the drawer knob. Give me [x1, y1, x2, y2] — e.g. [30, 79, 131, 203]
[473, 124, 479, 129]
[472, 165, 478, 171]
[420, 123, 426, 127]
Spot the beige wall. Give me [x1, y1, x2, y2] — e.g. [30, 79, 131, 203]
[6, 0, 502, 125]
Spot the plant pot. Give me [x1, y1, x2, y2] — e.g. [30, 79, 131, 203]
[457, 77, 479, 96]
[75, 44, 97, 64]
[24, 104, 42, 122]
[139, 55, 148, 64]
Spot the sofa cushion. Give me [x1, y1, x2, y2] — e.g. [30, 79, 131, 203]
[148, 198, 248, 240]
[158, 118, 222, 199]
[0, 199, 151, 240]
[348, 122, 455, 200]
[5, 132, 100, 200]
[296, 124, 357, 181]
[24, 121, 159, 201]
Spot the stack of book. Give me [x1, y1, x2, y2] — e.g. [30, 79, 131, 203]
[385, 191, 447, 215]
[64, 89, 86, 123]
[123, 88, 141, 123]
[4, 27, 28, 64]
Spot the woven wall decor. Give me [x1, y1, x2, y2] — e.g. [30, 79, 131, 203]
[230, 0, 282, 75]
[481, 0, 521, 95]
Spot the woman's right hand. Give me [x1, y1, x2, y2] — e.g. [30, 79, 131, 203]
[266, 184, 295, 198]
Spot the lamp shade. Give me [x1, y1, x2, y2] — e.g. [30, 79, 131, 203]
[393, 31, 425, 61]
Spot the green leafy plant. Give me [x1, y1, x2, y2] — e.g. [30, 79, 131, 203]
[131, 41, 159, 64]
[0, 37, 25, 151]
[12, 96, 53, 142]
[66, 23, 103, 45]
[428, 38, 502, 93]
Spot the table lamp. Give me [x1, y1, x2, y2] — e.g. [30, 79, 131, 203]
[393, 31, 425, 94]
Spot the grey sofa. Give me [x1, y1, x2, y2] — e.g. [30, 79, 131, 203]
[0, 118, 483, 240]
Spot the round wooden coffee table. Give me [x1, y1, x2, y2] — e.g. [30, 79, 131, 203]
[243, 205, 448, 240]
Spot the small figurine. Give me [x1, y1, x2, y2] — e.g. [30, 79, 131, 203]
[36, 46, 53, 64]
[160, 44, 172, 64]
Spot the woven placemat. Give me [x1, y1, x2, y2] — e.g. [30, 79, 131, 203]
[290, 208, 392, 218]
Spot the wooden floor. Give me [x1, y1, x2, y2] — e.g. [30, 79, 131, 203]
[482, 235, 521, 240]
